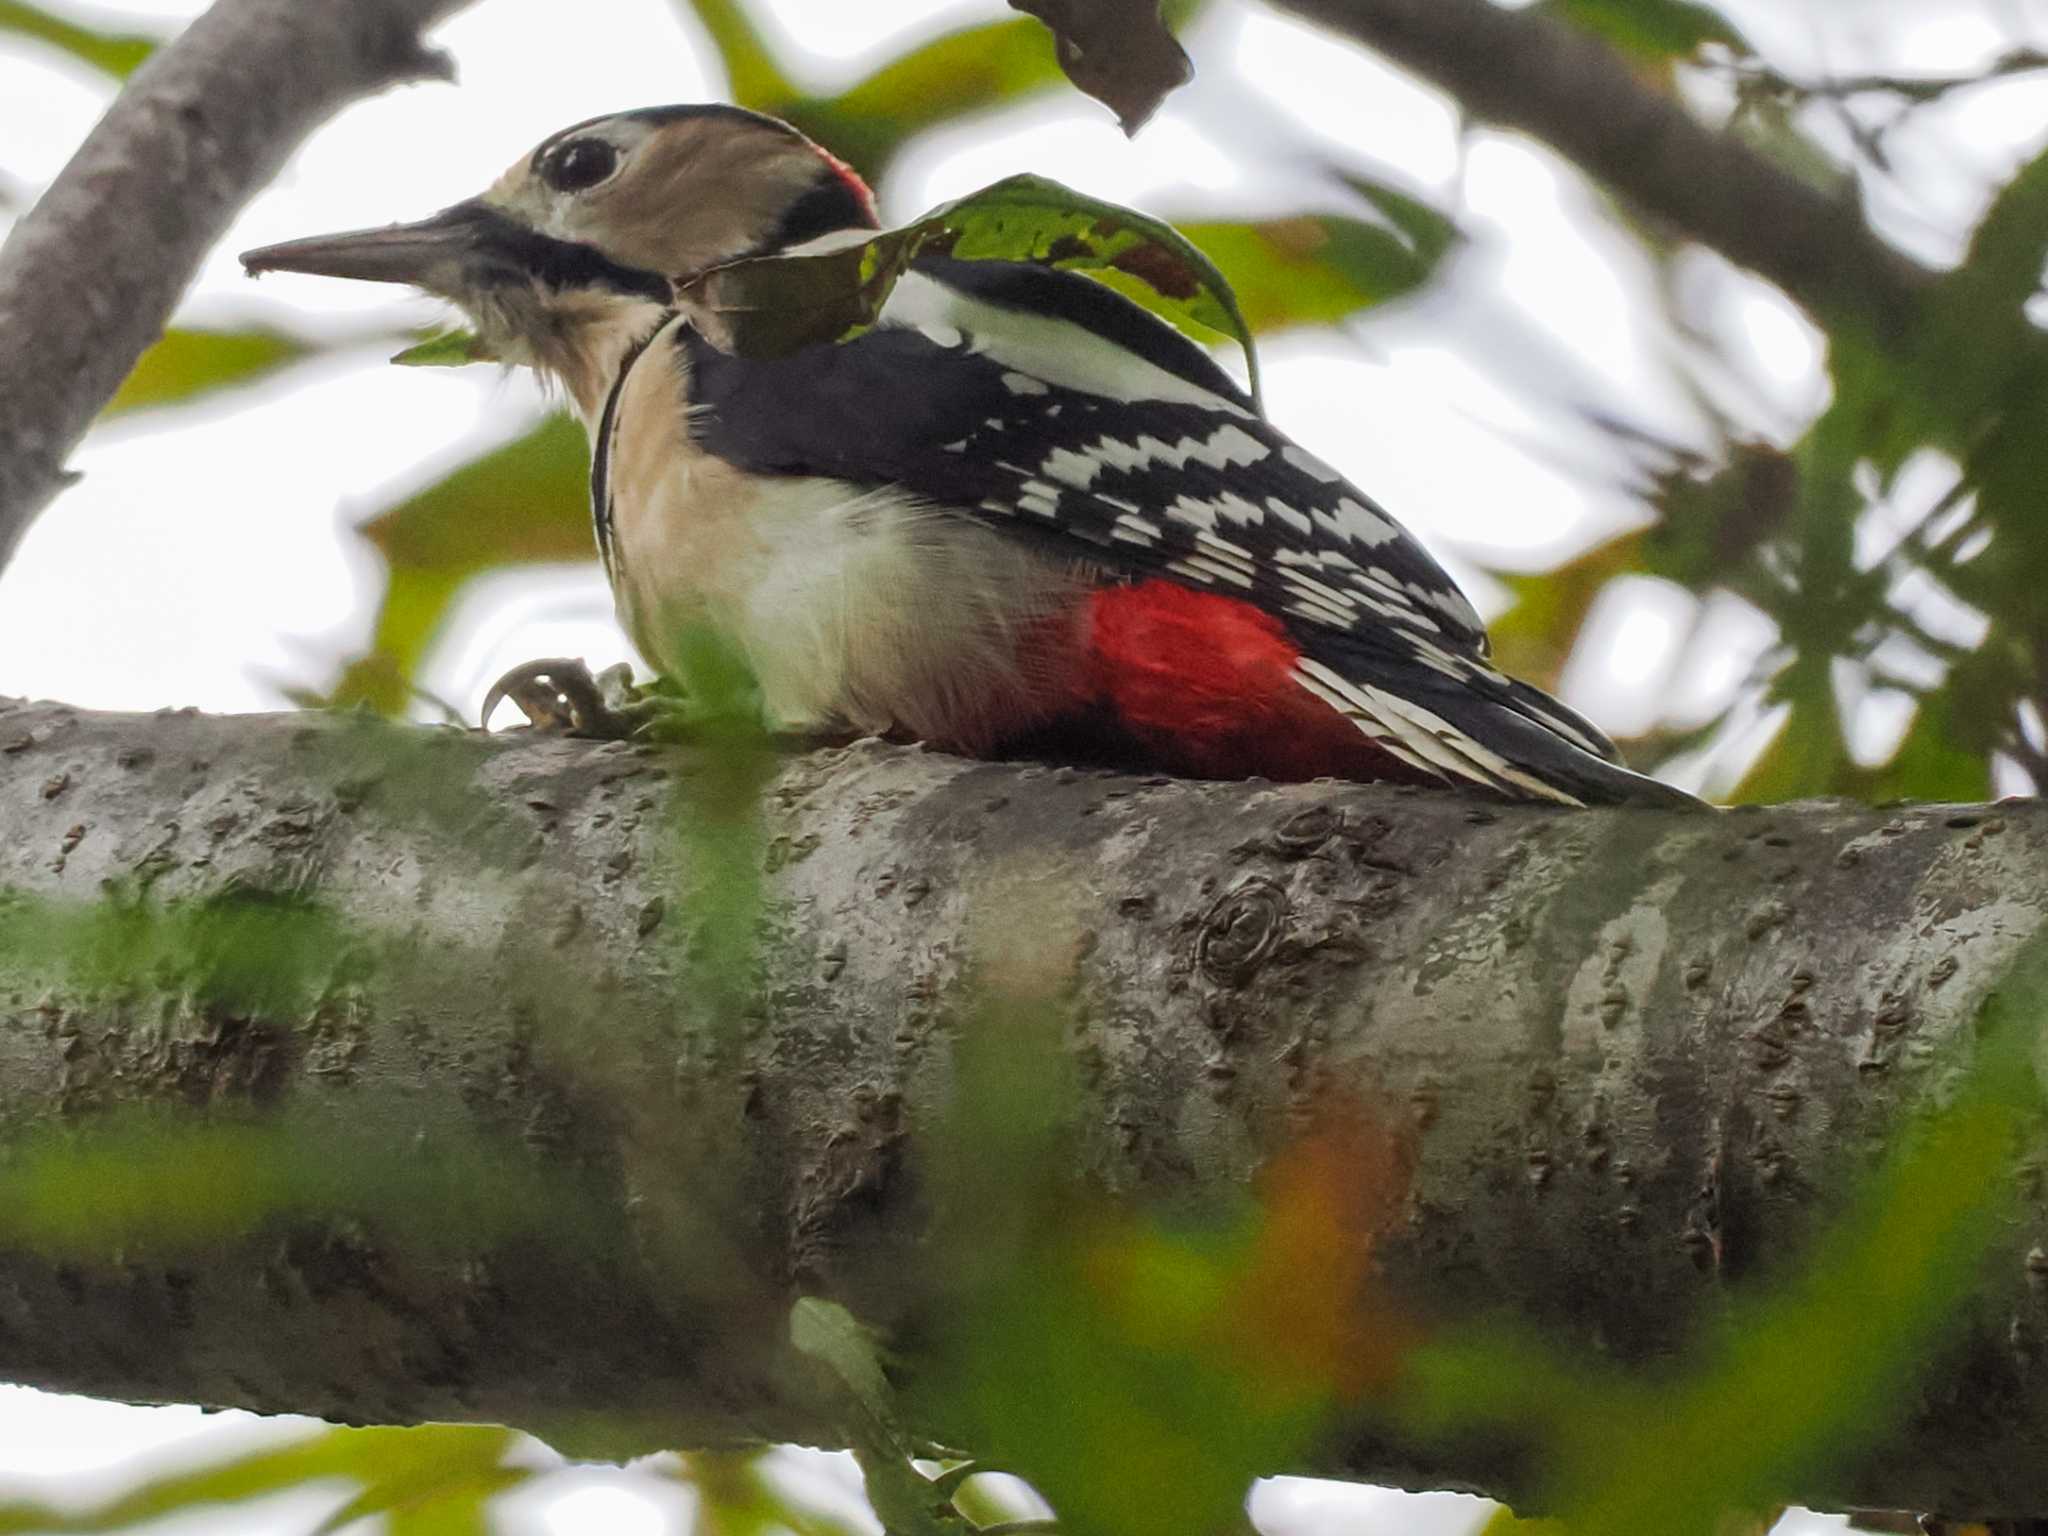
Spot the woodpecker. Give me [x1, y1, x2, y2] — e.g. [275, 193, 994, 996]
[243, 104, 1695, 808]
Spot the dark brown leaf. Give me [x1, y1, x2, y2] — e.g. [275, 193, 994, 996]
[1009, 0, 1192, 133]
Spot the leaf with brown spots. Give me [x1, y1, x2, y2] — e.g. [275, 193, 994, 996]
[682, 172, 1264, 409]
[1009, 0, 1192, 133]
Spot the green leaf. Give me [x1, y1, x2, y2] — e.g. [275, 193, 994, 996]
[1846, 687, 1995, 804]
[362, 414, 588, 572]
[1910, 142, 2048, 432]
[783, 18, 1065, 177]
[1179, 207, 1454, 333]
[943, 177, 1259, 396]
[392, 328, 495, 368]
[686, 173, 1264, 409]
[0, 0, 155, 77]
[1637, 443, 1799, 590]
[1486, 532, 1650, 695]
[0, 1424, 523, 1535]
[382, 1476, 531, 1536]
[791, 1298, 907, 1452]
[1726, 668, 1848, 805]
[102, 327, 310, 417]
[790, 1299, 961, 1536]
[310, 1441, 532, 1536]
[323, 414, 590, 712]
[682, 1452, 878, 1536]
[778, 0, 1210, 179]
[1538, 0, 1747, 62]
[675, 0, 797, 110]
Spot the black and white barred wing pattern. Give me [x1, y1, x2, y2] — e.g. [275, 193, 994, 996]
[681, 254, 1686, 806]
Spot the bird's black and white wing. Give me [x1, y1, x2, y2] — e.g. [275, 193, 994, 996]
[668, 251, 1685, 806]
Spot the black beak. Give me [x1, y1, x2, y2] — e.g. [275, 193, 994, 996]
[240, 199, 503, 294]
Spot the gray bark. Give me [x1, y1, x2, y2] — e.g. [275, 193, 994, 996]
[2, 697, 2047, 1516]
[1265, 0, 1936, 337]
[0, 0, 476, 569]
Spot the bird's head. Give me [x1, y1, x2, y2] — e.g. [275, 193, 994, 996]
[241, 105, 879, 415]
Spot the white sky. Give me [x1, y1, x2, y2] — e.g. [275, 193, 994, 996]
[1, 0, 2046, 1530]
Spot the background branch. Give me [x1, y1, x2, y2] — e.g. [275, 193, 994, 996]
[3, 699, 2048, 1514]
[1264, 0, 1936, 332]
[0, 0, 478, 571]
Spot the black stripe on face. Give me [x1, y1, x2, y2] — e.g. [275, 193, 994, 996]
[453, 200, 672, 303]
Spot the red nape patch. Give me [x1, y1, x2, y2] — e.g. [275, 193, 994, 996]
[815, 146, 878, 226]
[1082, 580, 1434, 784]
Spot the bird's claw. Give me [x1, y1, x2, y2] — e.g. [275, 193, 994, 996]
[480, 657, 712, 742]
[480, 657, 645, 739]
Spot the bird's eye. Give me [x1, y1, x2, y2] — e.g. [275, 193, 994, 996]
[541, 138, 619, 194]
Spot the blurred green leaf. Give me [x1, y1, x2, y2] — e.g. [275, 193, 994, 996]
[1487, 532, 1650, 695]
[1537, 0, 1746, 62]
[0, 883, 351, 1018]
[676, 0, 796, 108]
[684, 0, 1209, 174]
[1724, 652, 1846, 804]
[784, 18, 1064, 176]
[1727, 89, 1856, 200]
[1910, 144, 2048, 434]
[686, 1451, 876, 1536]
[1639, 443, 1798, 590]
[1891, 148, 2048, 730]
[332, 568, 470, 715]
[0, 1099, 611, 1259]
[788, 1298, 969, 1536]
[792, 1299, 907, 1451]
[641, 625, 776, 1050]
[1179, 208, 1452, 332]
[310, 1436, 532, 1536]
[946, 1127, 1411, 1536]
[382, 1481, 523, 1536]
[0, 1425, 521, 1534]
[929, 938, 1412, 1536]
[392, 329, 494, 368]
[363, 414, 589, 572]
[1844, 686, 1995, 804]
[1706, 353, 1902, 801]
[0, 0, 154, 77]
[103, 327, 311, 417]
[331, 414, 591, 713]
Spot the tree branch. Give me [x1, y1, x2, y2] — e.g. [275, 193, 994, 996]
[1265, 0, 1936, 334]
[2, 699, 2047, 1514]
[0, 0, 478, 571]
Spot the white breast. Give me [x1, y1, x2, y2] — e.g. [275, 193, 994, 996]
[597, 322, 1091, 748]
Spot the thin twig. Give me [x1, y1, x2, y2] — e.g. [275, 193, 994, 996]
[1728, 47, 2048, 109]
[1263, 0, 1937, 336]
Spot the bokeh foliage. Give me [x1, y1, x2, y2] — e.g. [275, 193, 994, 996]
[0, 0, 153, 78]
[10, 0, 2048, 1533]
